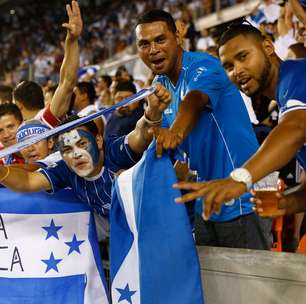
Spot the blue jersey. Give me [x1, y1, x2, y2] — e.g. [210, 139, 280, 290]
[40, 136, 138, 217]
[276, 59, 306, 171]
[155, 51, 259, 222]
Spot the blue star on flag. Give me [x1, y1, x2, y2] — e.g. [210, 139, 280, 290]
[116, 283, 137, 304]
[41, 252, 62, 273]
[65, 234, 85, 255]
[42, 219, 63, 240]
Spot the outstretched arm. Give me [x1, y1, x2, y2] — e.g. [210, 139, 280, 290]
[175, 109, 306, 219]
[0, 166, 51, 192]
[150, 90, 209, 157]
[127, 84, 172, 154]
[289, 0, 306, 25]
[50, 0, 82, 118]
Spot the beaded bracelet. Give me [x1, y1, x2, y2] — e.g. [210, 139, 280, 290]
[143, 112, 162, 126]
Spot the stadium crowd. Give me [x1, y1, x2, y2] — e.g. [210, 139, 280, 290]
[0, 0, 306, 275]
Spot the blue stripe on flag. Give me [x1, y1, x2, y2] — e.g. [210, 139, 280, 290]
[0, 189, 89, 214]
[0, 275, 85, 304]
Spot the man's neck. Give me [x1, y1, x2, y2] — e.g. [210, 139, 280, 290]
[167, 47, 184, 86]
[22, 109, 40, 121]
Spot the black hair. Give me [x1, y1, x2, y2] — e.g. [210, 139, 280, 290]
[0, 103, 23, 122]
[288, 43, 306, 58]
[13, 81, 44, 110]
[100, 75, 112, 88]
[218, 23, 264, 50]
[0, 85, 13, 103]
[136, 9, 177, 33]
[76, 81, 97, 104]
[115, 80, 137, 94]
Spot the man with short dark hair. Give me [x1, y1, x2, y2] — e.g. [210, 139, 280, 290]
[0, 103, 24, 165]
[104, 80, 144, 138]
[0, 85, 13, 104]
[175, 23, 306, 219]
[135, 10, 271, 249]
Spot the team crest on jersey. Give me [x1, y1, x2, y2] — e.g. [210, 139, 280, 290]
[193, 67, 207, 82]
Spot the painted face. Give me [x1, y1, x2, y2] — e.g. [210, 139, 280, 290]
[219, 35, 271, 97]
[0, 114, 21, 147]
[136, 21, 180, 76]
[58, 129, 99, 177]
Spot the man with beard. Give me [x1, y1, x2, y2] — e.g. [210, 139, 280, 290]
[135, 10, 272, 249]
[174, 23, 306, 219]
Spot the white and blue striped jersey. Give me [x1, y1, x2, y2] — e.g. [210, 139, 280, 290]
[276, 59, 306, 171]
[155, 51, 259, 222]
[40, 135, 138, 217]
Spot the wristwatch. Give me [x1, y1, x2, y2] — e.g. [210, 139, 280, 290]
[230, 168, 253, 190]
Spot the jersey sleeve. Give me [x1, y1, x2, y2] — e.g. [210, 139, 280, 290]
[278, 60, 306, 118]
[39, 160, 71, 193]
[37, 106, 61, 128]
[186, 59, 227, 109]
[105, 135, 140, 171]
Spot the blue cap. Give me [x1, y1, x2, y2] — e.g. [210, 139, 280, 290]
[16, 120, 50, 142]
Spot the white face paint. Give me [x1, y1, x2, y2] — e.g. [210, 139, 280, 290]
[58, 130, 95, 177]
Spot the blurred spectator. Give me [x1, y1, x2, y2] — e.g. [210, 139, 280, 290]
[0, 103, 24, 165]
[96, 75, 113, 108]
[13, 81, 44, 120]
[196, 28, 216, 51]
[0, 85, 13, 104]
[104, 80, 144, 138]
[287, 42, 306, 57]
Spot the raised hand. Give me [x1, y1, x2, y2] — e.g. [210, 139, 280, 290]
[62, 1, 83, 40]
[145, 83, 171, 121]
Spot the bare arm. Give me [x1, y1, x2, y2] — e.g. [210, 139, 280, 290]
[244, 109, 306, 183]
[151, 90, 209, 157]
[50, 1, 82, 118]
[127, 84, 171, 154]
[0, 166, 51, 192]
[289, 0, 306, 25]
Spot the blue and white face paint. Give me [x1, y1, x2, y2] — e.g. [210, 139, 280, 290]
[58, 129, 100, 177]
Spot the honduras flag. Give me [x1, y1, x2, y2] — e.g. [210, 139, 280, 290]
[0, 189, 109, 304]
[110, 144, 204, 304]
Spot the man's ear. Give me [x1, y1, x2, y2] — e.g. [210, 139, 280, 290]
[96, 134, 103, 150]
[262, 38, 275, 57]
[15, 100, 23, 111]
[47, 138, 55, 151]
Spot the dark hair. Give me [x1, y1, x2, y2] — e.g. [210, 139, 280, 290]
[0, 103, 23, 122]
[0, 85, 13, 103]
[218, 23, 264, 50]
[56, 114, 99, 140]
[77, 81, 97, 104]
[288, 43, 306, 59]
[115, 80, 137, 94]
[13, 81, 44, 110]
[136, 9, 177, 33]
[100, 75, 112, 88]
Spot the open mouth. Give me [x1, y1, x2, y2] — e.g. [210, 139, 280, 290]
[239, 77, 252, 91]
[151, 58, 165, 69]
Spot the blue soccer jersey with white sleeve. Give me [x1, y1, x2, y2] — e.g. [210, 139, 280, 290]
[40, 135, 139, 217]
[276, 59, 306, 170]
[155, 51, 259, 222]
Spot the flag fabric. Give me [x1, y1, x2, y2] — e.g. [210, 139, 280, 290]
[110, 143, 204, 304]
[0, 188, 109, 304]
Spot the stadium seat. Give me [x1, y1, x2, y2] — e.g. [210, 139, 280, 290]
[297, 235, 306, 254]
